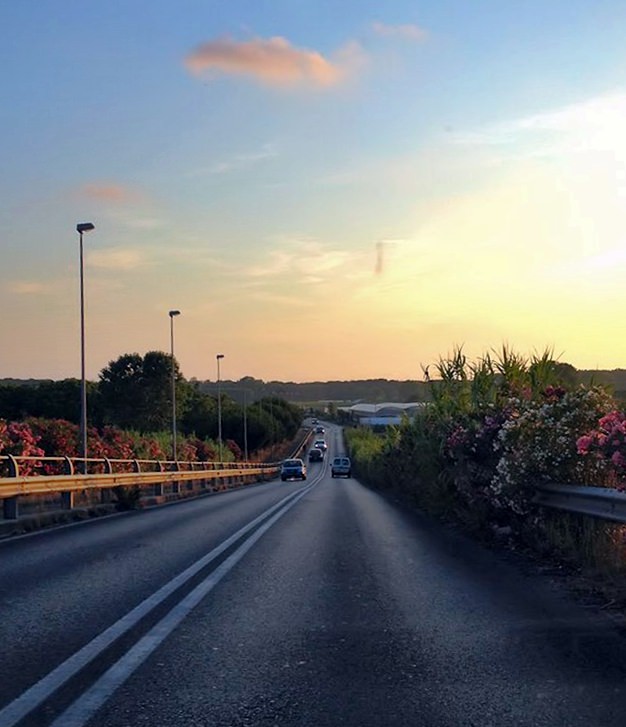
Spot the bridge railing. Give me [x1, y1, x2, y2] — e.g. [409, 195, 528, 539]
[533, 483, 626, 523]
[0, 455, 281, 521]
[0, 425, 317, 525]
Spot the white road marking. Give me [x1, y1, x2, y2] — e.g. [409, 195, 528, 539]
[0, 484, 310, 727]
[49, 483, 315, 727]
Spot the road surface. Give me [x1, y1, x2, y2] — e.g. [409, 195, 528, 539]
[2, 424, 626, 726]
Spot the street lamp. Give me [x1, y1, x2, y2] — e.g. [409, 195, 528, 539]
[243, 388, 249, 461]
[216, 354, 224, 462]
[211, 384, 250, 462]
[169, 310, 181, 460]
[76, 222, 95, 473]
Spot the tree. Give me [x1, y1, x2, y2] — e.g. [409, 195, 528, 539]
[554, 362, 579, 388]
[0, 379, 100, 424]
[99, 351, 188, 432]
[181, 386, 218, 440]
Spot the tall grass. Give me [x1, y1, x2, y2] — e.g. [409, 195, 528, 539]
[348, 344, 626, 579]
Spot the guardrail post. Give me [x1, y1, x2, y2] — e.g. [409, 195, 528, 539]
[99, 458, 113, 503]
[171, 461, 180, 494]
[61, 490, 75, 511]
[63, 457, 75, 475]
[3, 455, 20, 519]
[6, 454, 19, 478]
[3, 496, 19, 520]
[153, 461, 164, 496]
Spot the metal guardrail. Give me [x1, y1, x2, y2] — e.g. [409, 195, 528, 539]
[0, 426, 317, 524]
[533, 483, 626, 524]
[0, 455, 281, 521]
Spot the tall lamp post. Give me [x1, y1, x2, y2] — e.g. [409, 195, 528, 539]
[216, 354, 224, 462]
[77, 222, 95, 473]
[243, 388, 248, 461]
[169, 310, 181, 460]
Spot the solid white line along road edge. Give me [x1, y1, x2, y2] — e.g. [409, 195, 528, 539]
[0, 481, 316, 727]
[49, 482, 316, 727]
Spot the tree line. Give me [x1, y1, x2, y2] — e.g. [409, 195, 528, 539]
[0, 352, 303, 455]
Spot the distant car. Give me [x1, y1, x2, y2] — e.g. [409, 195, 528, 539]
[312, 418, 319, 425]
[313, 439, 328, 452]
[331, 456, 351, 478]
[281, 458, 307, 481]
[308, 448, 324, 462]
[315, 426, 325, 434]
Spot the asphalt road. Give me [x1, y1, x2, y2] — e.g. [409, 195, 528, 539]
[2, 424, 626, 726]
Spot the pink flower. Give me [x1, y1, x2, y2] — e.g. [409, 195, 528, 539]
[611, 451, 626, 468]
[576, 435, 592, 455]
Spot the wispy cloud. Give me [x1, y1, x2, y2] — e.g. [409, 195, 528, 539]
[75, 182, 166, 231]
[184, 36, 364, 88]
[547, 247, 626, 281]
[191, 142, 278, 176]
[87, 247, 147, 271]
[79, 183, 141, 205]
[244, 238, 351, 280]
[124, 216, 164, 230]
[451, 90, 626, 160]
[7, 281, 51, 295]
[371, 21, 428, 42]
[249, 291, 314, 308]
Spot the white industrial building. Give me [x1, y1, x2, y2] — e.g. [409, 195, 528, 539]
[339, 402, 428, 427]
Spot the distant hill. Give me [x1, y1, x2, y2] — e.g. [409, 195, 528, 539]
[192, 377, 432, 404]
[0, 378, 51, 387]
[2, 369, 625, 404]
[577, 370, 626, 401]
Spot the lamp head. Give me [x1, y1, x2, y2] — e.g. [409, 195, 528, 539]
[216, 354, 224, 360]
[169, 310, 181, 317]
[76, 222, 95, 234]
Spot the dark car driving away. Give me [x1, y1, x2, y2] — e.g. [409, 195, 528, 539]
[280, 458, 307, 481]
[308, 448, 324, 462]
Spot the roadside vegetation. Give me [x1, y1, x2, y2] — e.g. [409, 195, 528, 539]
[345, 346, 626, 577]
[0, 351, 303, 473]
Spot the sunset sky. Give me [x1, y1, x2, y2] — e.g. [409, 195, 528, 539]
[2, 1, 625, 382]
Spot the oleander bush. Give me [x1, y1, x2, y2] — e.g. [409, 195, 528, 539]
[345, 345, 626, 572]
[0, 418, 230, 475]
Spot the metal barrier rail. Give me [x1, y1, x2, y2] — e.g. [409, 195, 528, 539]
[0, 455, 281, 521]
[533, 483, 626, 524]
[0, 454, 269, 477]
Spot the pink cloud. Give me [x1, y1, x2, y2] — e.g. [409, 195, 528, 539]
[80, 183, 140, 205]
[371, 21, 428, 41]
[184, 36, 363, 88]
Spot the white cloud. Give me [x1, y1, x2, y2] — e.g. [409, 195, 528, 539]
[201, 142, 278, 175]
[371, 21, 428, 42]
[124, 216, 164, 230]
[546, 246, 626, 281]
[452, 90, 626, 161]
[87, 247, 147, 271]
[7, 281, 50, 295]
[249, 292, 314, 307]
[243, 238, 352, 280]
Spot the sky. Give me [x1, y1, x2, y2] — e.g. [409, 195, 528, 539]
[2, 1, 625, 383]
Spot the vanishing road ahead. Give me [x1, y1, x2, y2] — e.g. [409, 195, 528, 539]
[2, 424, 626, 726]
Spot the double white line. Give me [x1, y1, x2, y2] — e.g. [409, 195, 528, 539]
[0, 479, 318, 727]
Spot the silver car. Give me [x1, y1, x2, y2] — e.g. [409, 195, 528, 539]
[331, 456, 351, 478]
